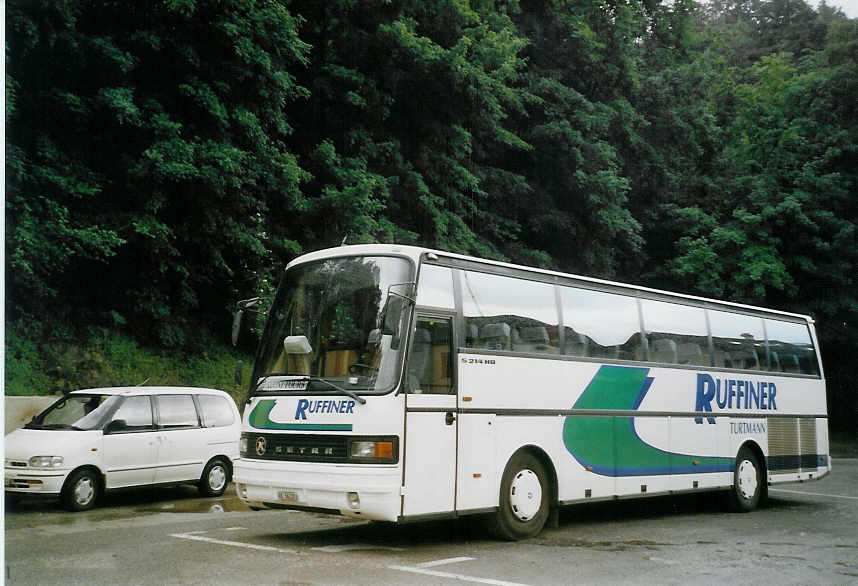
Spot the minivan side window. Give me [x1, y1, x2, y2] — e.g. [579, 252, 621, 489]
[155, 395, 200, 429]
[198, 395, 235, 427]
[110, 396, 154, 431]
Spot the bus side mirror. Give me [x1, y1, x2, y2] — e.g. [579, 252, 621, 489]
[382, 296, 406, 336]
[231, 298, 261, 346]
[381, 282, 415, 341]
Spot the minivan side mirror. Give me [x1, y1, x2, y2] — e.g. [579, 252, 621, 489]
[104, 419, 128, 434]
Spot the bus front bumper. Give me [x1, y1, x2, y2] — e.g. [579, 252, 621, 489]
[233, 458, 401, 521]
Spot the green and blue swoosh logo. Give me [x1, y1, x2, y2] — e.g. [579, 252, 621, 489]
[562, 365, 733, 476]
[248, 399, 353, 431]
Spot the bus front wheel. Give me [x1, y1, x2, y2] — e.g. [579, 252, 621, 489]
[729, 446, 765, 512]
[490, 452, 550, 540]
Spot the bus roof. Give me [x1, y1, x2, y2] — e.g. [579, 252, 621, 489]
[287, 244, 815, 323]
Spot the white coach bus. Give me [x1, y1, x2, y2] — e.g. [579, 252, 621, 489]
[233, 244, 829, 539]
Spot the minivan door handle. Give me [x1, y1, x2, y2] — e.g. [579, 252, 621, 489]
[445, 411, 455, 426]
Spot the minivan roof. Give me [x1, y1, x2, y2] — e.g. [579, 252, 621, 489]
[69, 386, 231, 397]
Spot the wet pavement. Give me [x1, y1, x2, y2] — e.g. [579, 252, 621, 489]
[5, 461, 858, 585]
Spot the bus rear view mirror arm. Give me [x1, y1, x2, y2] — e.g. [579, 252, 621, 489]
[231, 297, 261, 346]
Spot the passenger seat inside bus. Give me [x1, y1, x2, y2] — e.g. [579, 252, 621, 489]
[564, 332, 589, 357]
[479, 323, 511, 351]
[676, 342, 705, 365]
[517, 326, 555, 354]
[650, 338, 678, 363]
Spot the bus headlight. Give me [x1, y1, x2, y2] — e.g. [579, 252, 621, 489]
[239, 435, 248, 457]
[349, 438, 396, 462]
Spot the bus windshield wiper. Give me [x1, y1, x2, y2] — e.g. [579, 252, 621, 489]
[305, 376, 367, 405]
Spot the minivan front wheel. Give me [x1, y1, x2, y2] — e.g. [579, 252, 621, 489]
[62, 468, 100, 512]
[199, 458, 229, 497]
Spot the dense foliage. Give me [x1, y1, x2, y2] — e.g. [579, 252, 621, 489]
[6, 0, 856, 432]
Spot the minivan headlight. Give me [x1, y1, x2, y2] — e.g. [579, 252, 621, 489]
[29, 456, 64, 468]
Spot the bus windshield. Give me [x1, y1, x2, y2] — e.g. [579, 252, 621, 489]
[250, 255, 414, 396]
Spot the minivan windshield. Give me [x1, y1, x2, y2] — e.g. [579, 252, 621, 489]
[26, 394, 121, 431]
[251, 255, 414, 396]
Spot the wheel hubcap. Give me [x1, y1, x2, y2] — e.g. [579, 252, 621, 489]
[509, 469, 542, 521]
[208, 465, 227, 492]
[737, 459, 758, 500]
[75, 477, 95, 506]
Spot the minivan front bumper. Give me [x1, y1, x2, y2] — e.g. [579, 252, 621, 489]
[5, 466, 69, 495]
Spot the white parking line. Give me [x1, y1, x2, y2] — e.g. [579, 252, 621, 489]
[387, 564, 532, 586]
[172, 531, 524, 584]
[418, 556, 476, 568]
[770, 488, 858, 500]
[170, 532, 297, 554]
[311, 543, 404, 552]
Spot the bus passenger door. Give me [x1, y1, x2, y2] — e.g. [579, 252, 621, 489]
[402, 315, 457, 517]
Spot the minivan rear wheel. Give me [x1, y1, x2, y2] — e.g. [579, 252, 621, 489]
[199, 458, 229, 497]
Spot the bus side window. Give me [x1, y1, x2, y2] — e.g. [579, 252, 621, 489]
[416, 265, 455, 309]
[408, 317, 453, 394]
[710, 310, 766, 372]
[560, 287, 641, 361]
[764, 318, 820, 376]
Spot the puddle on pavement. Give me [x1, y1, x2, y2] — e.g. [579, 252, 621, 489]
[137, 495, 252, 514]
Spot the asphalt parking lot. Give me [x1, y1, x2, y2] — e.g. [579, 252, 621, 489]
[5, 459, 858, 585]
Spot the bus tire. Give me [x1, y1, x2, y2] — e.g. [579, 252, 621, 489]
[729, 446, 764, 512]
[61, 468, 100, 512]
[490, 452, 550, 540]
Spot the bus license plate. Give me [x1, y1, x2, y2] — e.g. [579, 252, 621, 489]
[278, 490, 299, 502]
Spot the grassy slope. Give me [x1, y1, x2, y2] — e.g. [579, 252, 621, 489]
[5, 329, 252, 404]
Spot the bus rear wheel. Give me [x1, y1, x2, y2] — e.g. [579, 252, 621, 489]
[490, 452, 550, 540]
[729, 446, 765, 512]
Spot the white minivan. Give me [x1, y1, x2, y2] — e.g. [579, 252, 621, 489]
[4, 387, 241, 511]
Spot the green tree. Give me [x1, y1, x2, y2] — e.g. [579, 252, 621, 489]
[286, 0, 533, 260]
[508, 0, 648, 276]
[6, 0, 310, 347]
